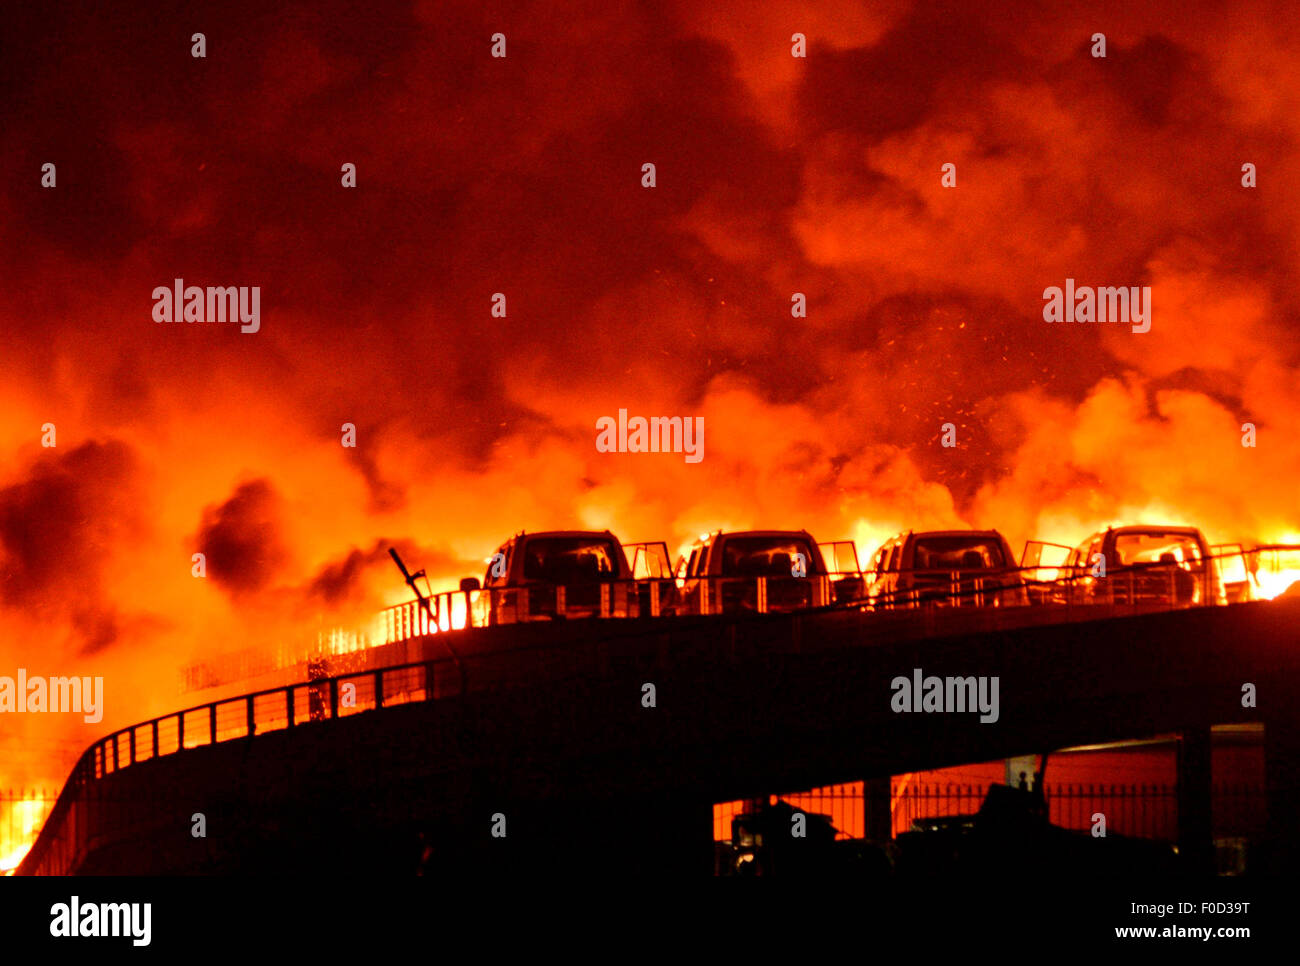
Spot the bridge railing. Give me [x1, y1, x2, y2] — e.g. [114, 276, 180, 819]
[375, 546, 1259, 644]
[865, 547, 1251, 612]
[180, 551, 1261, 691]
[374, 572, 867, 643]
[19, 656, 467, 877]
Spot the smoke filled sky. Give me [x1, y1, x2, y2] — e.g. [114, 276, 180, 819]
[2, 0, 1300, 785]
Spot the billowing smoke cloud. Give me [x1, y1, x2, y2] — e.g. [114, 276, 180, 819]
[195, 480, 289, 596]
[0, 441, 140, 619]
[3, 0, 1300, 799]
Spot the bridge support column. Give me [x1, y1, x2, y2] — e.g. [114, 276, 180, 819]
[1176, 727, 1213, 875]
[1265, 678, 1300, 875]
[865, 778, 892, 841]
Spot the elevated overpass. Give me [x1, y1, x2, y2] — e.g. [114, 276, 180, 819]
[19, 596, 1300, 876]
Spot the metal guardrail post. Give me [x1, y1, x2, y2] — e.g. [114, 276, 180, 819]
[209, 704, 217, 744]
[329, 679, 339, 718]
[151, 720, 158, 757]
[286, 687, 295, 727]
[128, 728, 135, 765]
[247, 696, 256, 737]
[375, 670, 384, 709]
[177, 712, 184, 749]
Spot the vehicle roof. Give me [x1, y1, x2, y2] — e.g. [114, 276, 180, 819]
[509, 529, 619, 541]
[690, 529, 818, 548]
[709, 529, 816, 540]
[1107, 525, 1204, 536]
[1070, 526, 1211, 555]
[905, 529, 1008, 540]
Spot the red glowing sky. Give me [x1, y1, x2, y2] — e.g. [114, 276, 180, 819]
[2, 0, 1299, 789]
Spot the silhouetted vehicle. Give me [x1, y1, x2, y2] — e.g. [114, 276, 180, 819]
[895, 783, 1183, 876]
[727, 800, 839, 876]
[672, 530, 864, 615]
[459, 530, 636, 624]
[1048, 525, 1227, 607]
[866, 530, 1028, 609]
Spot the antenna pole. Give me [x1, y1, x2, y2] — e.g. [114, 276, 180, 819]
[388, 547, 465, 690]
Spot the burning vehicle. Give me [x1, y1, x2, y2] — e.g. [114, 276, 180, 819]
[671, 530, 865, 616]
[1047, 525, 1228, 607]
[459, 530, 639, 624]
[866, 530, 1028, 609]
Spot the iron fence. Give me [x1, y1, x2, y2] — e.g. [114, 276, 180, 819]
[713, 780, 1267, 844]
